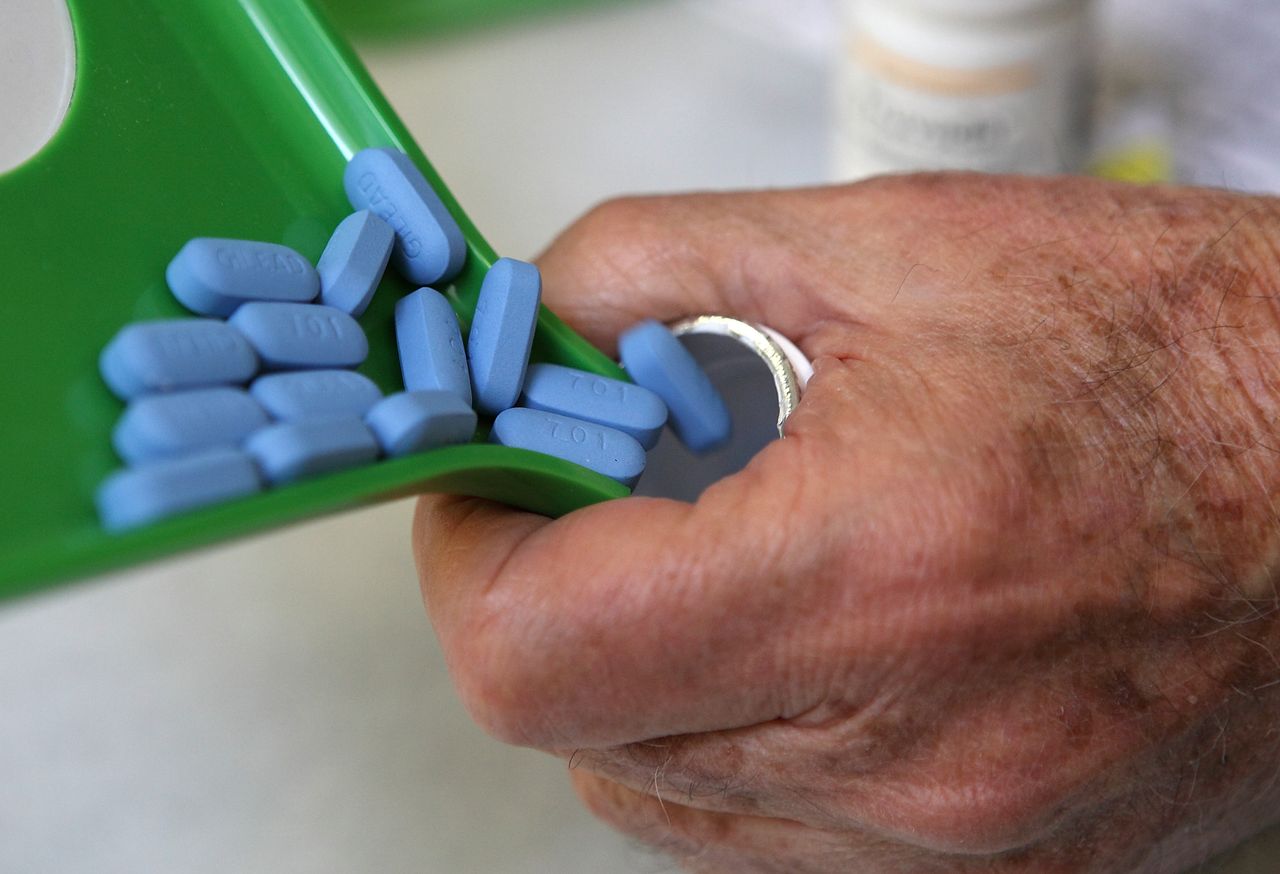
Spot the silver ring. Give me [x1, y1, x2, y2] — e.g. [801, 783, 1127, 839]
[668, 316, 812, 436]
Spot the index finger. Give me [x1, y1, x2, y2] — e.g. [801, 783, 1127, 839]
[532, 189, 855, 353]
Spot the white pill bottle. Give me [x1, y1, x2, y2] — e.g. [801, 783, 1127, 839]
[834, 0, 1092, 179]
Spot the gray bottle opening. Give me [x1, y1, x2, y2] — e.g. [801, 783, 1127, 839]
[632, 320, 809, 503]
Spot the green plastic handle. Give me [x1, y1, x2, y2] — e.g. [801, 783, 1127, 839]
[317, 0, 632, 40]
[0, 0, 629, 602]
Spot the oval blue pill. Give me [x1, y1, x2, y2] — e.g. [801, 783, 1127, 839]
[96, 448, 262, 531]
[394, 288, 471, 406]
[317, 210, 394, 317]
[520, 363, 667, 450]
[244, 419, 380, 485]
[250, 370, 383, 422]
[344, 148, 467, 286]
[365, 391, 477, 457]
[166, 238, 319, 317]
[230, 302, 368, 370]
[491, 408, 645, 488]
[468, 258, 541, 416]
[619, 320, 731, 454]
[113, 387, 269, 464]
[99, 319, 258, 400]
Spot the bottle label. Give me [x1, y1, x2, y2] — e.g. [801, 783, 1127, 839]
[836, 32, 1087, 178]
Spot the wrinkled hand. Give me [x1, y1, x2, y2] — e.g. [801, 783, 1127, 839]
[414, 175, 1280, 873]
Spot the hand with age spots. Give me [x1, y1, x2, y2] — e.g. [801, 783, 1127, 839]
[413, 175, 1280, 873]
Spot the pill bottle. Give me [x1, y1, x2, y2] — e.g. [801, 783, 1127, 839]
[633, 317, 811, 503]
[834, 0, 1093, 179]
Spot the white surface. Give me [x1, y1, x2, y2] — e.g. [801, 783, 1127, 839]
[1, 2, 1278, 872]
[0, 0, 75, 173]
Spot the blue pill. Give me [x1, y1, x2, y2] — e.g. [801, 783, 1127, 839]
[166, 238, 319, 317]
[520, 363, 667, 450]
[394, 288, 472, 405]
[490, 408, 645, 488]
[99, 319, 258, 400]
[317, 210, 394, 317]
[229, 302, 368, 370]
[467, 258, 541, 416]
[250, 370, 383, 422]
[113, 387, 269, 464]
[618, 320, 731, 454]
[344, 148, 467, 286]
[365, 391, 477, 457]
[244, 419, 380, 485]
[96, 448, 262, 531]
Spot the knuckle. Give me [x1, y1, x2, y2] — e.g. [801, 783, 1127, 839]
[566, 194, 671, 250]
[539, 194, 687, 325]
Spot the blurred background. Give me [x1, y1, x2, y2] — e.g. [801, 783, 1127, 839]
[3, 0, 1280, 871]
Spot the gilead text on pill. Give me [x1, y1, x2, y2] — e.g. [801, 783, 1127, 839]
[344, 148, 467, 287]
[167, 238, 318, 317]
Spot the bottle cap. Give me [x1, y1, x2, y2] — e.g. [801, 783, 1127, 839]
[631, 316, 813, 502]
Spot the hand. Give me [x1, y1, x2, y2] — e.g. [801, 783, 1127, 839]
[413, 175, 1280, 873]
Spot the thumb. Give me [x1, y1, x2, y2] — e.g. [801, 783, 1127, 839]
[534, 190, 847, 355]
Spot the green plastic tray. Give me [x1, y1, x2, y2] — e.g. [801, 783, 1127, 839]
[318, 0, 634, 39]
[0, 0, 629, 602]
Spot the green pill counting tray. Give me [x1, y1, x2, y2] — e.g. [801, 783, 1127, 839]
[0, 0, 630, 601]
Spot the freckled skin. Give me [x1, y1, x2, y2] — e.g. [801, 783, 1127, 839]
[412, 175, 1280, 873]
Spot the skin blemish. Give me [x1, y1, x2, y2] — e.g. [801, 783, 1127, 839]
[1097, 668, 1152, 715]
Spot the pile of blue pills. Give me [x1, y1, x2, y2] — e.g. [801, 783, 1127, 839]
[96, 148, 729, 531]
